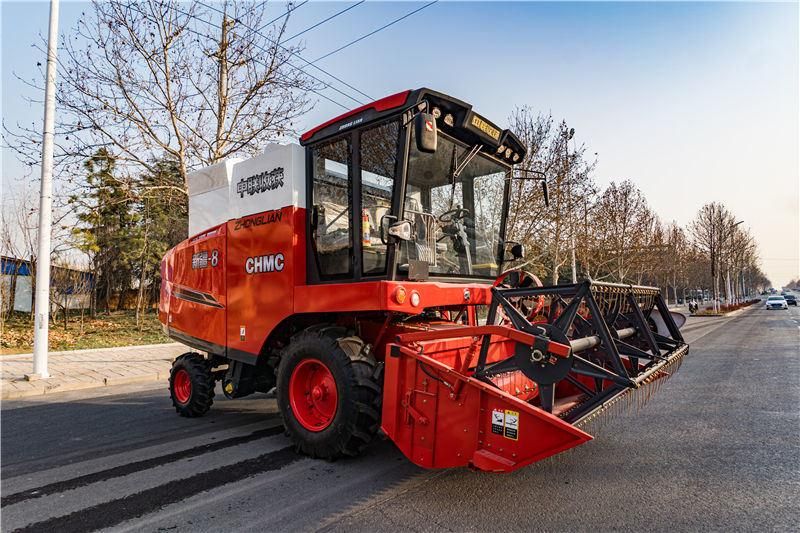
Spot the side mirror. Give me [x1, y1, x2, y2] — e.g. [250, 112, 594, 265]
[387, 220, 413, 241]
[504, 241, 525, 262]
[414, 112, 437, 153]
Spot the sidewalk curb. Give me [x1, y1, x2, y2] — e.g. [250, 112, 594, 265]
[1, 372, 168, 400]
[1, 342, 183, 358]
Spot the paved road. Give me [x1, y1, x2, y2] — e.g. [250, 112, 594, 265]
[2, 303, 799, 532]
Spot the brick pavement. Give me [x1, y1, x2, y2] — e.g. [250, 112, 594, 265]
[1, 343, 188, 400]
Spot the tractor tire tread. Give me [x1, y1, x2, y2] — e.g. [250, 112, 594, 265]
[170, 352, 215, 418]
[278, 326, 383, 460]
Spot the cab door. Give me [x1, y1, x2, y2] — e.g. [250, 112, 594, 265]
[308, 136, 354, 282]
[358, 119, 401, 277]
[307, 119, 402, 284]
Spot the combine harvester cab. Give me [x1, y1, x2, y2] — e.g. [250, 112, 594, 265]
[160, 88, 688, 473]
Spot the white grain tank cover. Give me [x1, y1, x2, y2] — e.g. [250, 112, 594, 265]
[229, 143, 306, 220]
[186, 158, 240, 236]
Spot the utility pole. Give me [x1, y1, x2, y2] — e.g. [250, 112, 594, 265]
[214, 9, 231, 161]
[31, 0, 60, 379]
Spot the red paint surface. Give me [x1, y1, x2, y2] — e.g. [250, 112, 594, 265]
[166, 224, 228, 347]
[300, 90, 411, 142]
[381, 341, 592, 472]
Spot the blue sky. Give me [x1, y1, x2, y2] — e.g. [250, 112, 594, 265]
[2, 1, 798, 284]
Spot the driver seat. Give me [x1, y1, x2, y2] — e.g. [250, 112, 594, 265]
[403, 197, 437, 264]
[412, 211, 437, 264]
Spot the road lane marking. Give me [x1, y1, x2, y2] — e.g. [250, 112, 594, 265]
[1, 425, 284, 507]
[12, 446, 302, 533]
[2, 416, 282, 493]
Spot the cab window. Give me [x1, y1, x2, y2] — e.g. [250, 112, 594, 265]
[360, 120, 400, 276]
[311, 137, 351, 277]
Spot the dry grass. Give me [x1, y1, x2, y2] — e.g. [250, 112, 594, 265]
[693, 299, 760, 316]
[0, 310, 169, 354]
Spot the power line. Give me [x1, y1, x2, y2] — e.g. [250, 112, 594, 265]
[194, 0, 372, 104]
[255, 0, 308, 33]
[171, 2, 356, 108]
[126, 2, 351, 110]
[311, 1, 438, 64]
[283, 1, 365, 42]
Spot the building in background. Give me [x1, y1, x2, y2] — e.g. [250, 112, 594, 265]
[1, 256, 93, 314]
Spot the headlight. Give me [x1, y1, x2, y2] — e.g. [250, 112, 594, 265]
[410, 291, 421, 307]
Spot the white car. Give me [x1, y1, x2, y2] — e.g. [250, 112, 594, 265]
[765, 295, 788, 310]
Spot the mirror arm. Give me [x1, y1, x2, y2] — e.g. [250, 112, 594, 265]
[379, 214, 397, 245]
[509, 169, 549, 207]
[402, 100, 430, 126]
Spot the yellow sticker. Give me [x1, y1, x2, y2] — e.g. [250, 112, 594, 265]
[471, 114, 501, 140]
[503, 410, 519, 440]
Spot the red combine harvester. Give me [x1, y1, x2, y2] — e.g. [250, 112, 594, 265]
[160, 89, 688, 472]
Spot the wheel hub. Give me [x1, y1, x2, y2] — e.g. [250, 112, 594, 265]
[289, 359, 338, 432]
[173, 368, 192, 404]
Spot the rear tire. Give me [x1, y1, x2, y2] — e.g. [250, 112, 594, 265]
[277, 327, 382, 460]
[170, 352, 215, 417]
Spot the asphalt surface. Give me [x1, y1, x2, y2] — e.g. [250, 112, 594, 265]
[2, 302, 799, 532]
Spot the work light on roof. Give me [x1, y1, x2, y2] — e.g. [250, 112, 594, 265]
[444, 114, 454, 126]
[431, 107, 442, 119]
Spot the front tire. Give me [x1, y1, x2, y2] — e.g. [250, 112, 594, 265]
[277, 327, 382, 460]
[169, 352, 215, 417]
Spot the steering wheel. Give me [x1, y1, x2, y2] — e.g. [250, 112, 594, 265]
[493, 269, 546, 321]
[438, 207, 470, 223]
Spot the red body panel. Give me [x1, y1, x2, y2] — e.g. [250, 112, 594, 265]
[382, 338, 592, 472]
[161, 226, 227, 347]
[225, 207, 301, 358]
[294, 281, 493, 315]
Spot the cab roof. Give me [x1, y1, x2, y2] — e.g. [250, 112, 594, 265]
[299, 88, 527, 164]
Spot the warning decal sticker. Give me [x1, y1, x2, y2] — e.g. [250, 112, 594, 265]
[503, 410, 519, 441]
[491, 409, 520, 440]
[491, 409, 505, 436]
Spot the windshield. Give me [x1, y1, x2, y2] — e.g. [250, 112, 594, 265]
[768, 296, 785, 301]
[398, 131, 508, 278]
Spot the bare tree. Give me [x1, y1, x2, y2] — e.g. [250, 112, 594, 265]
[585, 180, 656, 283]
[507, 108, 596, 283]
[6, 0, 314, 190]
[690, 202, 737, 312]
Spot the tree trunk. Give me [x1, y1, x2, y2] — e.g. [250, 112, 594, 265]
[6, 261, 19, 318]
[117, 287, 126, 311]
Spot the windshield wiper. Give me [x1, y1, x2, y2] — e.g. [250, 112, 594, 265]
[453, 144, 482, 180]
[448, 143, 483, 209]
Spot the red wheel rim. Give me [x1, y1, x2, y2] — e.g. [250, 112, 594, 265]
[289, 359, 338, 432]
[173, 368, 192, 404]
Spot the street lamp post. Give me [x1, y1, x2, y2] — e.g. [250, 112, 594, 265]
[31, 0, 60, 379]
[564, 127, 576, 284]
